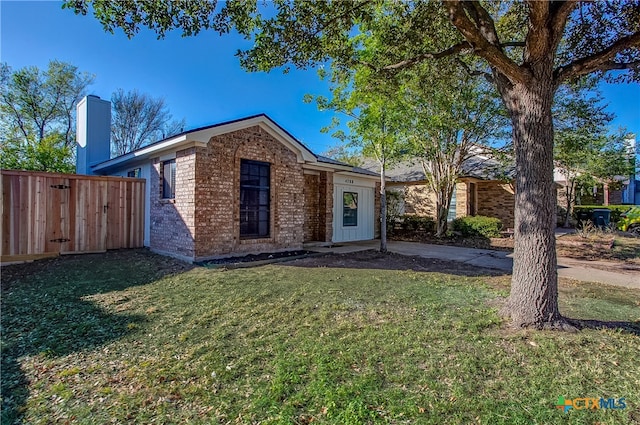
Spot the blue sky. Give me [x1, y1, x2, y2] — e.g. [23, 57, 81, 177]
[2, 1, 639, 155]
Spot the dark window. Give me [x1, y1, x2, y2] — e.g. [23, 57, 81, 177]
[240, 159, 270, 238]
[127, 168, 141, 178]
[343, 192, 358, 226]
[162, 160, 176, 199]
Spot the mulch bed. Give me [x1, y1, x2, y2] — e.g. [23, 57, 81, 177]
[198, 250, 315, 267]
[391, 232, 514, 251]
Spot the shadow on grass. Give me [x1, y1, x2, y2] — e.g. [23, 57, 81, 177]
[0, 249, 192, 424]
[567, 319, 640, 336]
[285, 250, 509, 277]
[288, 251, 640, 336]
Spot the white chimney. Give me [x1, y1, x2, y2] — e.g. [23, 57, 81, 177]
[76, 95, 111, 175]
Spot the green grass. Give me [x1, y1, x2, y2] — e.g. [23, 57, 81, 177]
[1, 250, 639, 424]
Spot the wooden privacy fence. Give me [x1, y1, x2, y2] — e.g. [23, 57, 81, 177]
[1, 170, 145, 263]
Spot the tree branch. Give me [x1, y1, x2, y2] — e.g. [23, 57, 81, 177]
[549, 0, 578, 51]
[463, 1, 501, 45]
[524, 1, 550, 62]
[594, 60, 640, 72]
[375, 40, 524, 73]
[554, 31, 640, 83]
[502, 41, 526, 48]
[444, 0, 531, 85]
[381, 41, 471, 70]
[454, 57, 493, 83]
[313, 0, 372, 38]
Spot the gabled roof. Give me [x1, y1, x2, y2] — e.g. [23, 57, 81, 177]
[92, 114, 318, 173]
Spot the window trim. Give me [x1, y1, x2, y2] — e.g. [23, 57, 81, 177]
[343, 191, 358, 227]
[239, 159, 271, 239]
[161, 159, 176, 199]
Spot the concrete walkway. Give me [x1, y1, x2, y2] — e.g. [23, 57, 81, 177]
[307, 240, 640, 290]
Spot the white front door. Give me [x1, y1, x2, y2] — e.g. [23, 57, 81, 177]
[333, 182, 375, 243]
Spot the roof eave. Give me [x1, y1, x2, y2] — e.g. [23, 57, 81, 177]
[91, 114, 318, 172]
[92, 136, 207, 173]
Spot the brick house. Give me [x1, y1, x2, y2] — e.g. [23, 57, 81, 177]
[76, 95, 379, 262]
[369, 157, 516, 228]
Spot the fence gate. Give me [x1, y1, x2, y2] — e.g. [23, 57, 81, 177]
[1, 170, 145, 263]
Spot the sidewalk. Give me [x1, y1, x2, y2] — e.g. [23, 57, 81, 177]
[307, 240, 640, 290]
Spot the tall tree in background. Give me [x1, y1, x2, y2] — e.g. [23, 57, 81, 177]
[111, 89, 185, 156]
[553, 83, 633, 227]
[0, 60, 93, 172]
[314, 41, 507, 239]
[321, 143, 364, 167]
[67, 1, 640, 329]
[308, 65, 411, 253]
[402, 60, 507, 237]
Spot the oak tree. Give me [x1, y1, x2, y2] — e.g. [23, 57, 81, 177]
[66, 0, 640, 329]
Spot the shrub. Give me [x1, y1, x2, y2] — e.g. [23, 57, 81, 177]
[452, 215, 503, 238]
[400, 215, 436, 233]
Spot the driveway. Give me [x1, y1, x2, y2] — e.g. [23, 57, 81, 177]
[308, 240, 640, 289]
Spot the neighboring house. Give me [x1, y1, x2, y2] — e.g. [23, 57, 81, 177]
[553, 169, 626, 208]
[76, 95, 379, 262]
[365, 155, 516, 228]
[622, 177, 640, 205]
[385, 149, 634, 230]
[621, 136, 639, 205]
[555, 136, 638, 207]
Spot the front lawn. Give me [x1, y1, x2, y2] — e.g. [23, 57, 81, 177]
[1, 250, 639, 424]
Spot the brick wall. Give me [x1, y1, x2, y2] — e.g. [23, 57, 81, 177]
[149, 149, 197, 259]
[476, 181, 515, 228]
[318, 171, 333, 242]
[392, 180, 514, 228]
[403, 183, 437, 217]
[607, 187, 623, 205]
[303, 173, 320, 241]
[455, 182, 468, 218]
[193, 126, 305, 260]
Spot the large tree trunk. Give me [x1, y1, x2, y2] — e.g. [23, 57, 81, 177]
[496, 69, 568, 329]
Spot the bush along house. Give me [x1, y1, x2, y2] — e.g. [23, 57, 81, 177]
[76, 95, 380, 262]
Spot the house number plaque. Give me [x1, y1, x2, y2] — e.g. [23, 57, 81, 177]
[344, 179, 354, 184]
